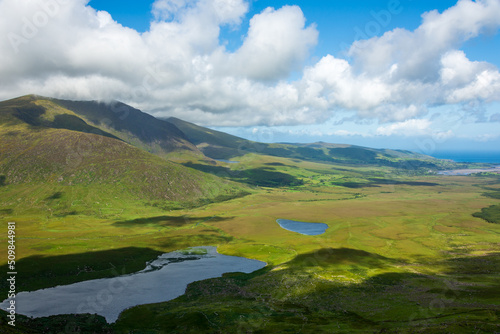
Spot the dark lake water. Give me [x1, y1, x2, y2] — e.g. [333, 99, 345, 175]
[0, 246, 265, 323]
[276, 219, 328, 235]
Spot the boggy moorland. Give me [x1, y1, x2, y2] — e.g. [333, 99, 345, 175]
[0, 96, 499, 333]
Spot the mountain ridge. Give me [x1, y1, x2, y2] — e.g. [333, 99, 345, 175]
[50, 97, 204, 159]
[0, 95, 248, 212]
[1, 94, 458, 173]
[165, 116, 443, 170]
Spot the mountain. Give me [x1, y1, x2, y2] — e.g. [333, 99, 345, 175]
[50, 96, 203, 160]
[166, 116, 261, 159]
[0, 95, 247, 213]
[166, 117, 442, 170]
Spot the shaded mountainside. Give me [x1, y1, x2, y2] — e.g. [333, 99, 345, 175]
[51, 97, 203, 159]
[166, 117, 445, 170]
[2, 95, 448, 170]
[0, 95, 120, 140]
[166, 116, 259, 159]
[0, 95, 247, 210]
[0, 95, 203, 159]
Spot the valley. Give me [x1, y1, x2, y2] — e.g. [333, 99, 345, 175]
[0, 96, 499, 333]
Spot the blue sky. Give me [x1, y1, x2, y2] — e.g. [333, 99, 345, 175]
[88, 0, 500, 65]
[1, 0, 499, 158]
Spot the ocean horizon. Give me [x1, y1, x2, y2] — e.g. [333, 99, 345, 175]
[431, 151, 500, 164]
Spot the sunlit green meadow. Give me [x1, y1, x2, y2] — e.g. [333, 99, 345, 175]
[1, 153, 499, 333]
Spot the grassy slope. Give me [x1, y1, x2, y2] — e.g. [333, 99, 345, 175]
[166, 116, 261, 161]
[167, 117, 465, 172]
[0, 100, 245, 204]
[52, 98, 205, 161]
[1, 97, 499, 333]
[0, 151, 498, 333]
[112, 154, 500, 333]
[4, 95, 205, 161]
[0, 97, 251, 331]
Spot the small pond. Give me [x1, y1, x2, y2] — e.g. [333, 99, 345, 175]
[0, 246, 265, 323]
[276, 219, 328, 235]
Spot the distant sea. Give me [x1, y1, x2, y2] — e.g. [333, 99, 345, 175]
[431, 151, 500, 164]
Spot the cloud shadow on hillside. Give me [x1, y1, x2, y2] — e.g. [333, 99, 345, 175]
[183, 163, 303, 187]
[113, 215, 234, 228]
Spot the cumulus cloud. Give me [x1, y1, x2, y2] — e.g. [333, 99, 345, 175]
[304, 0, 500, 122]
[152, 0, 189, 21]
[375, 119, 455, 141]
[376, 119, 432, 136]
[0, 0, 499, 128]
[302, 55, 391, 111]
[349, 0, 500, 80]
[221, 5, 318, 80]
[0, 0, 322, 125]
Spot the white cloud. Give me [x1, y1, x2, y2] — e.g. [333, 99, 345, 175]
[0, 0, 322, 126]
[152, 0, 190, 21]
[302, 55, 391, 111]
[349, 0, 500, 80]
[375, 119, 457, 142]
[221, 6, 318, 80]
[446, 68, 500, 103]
[439, 50, 500, 104]
[376, 119, 432, 136]
[0, 0, 499, 129]
[296, 0, 500, 123]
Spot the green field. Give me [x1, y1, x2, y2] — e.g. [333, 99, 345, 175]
[1, 151, 499, 333]
[0, 96, 499, 333]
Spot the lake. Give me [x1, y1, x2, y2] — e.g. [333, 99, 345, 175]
[0, 246, 266, 323]
[276, 219, 328, 235]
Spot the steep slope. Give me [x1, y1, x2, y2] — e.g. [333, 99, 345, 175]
[166, 117, 444, 170]
[166, 116, 260, 159]
[0, 95, 120, 140]
[48, 97, 203, 159]
[0, 96, 247, 213]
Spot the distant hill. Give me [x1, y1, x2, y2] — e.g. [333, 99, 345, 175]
[0, 95, 247, 212]
[166, 117, 441, 170]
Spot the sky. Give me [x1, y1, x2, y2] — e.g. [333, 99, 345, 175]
[0, 0, 499, 157]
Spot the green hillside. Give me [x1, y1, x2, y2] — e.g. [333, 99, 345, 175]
[0, 96, 248, 214]
[166, 116, 260, 159]
[1, 95, 498, 334]
[47, 96, 203, 160]
[166, 117, 457, 171]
